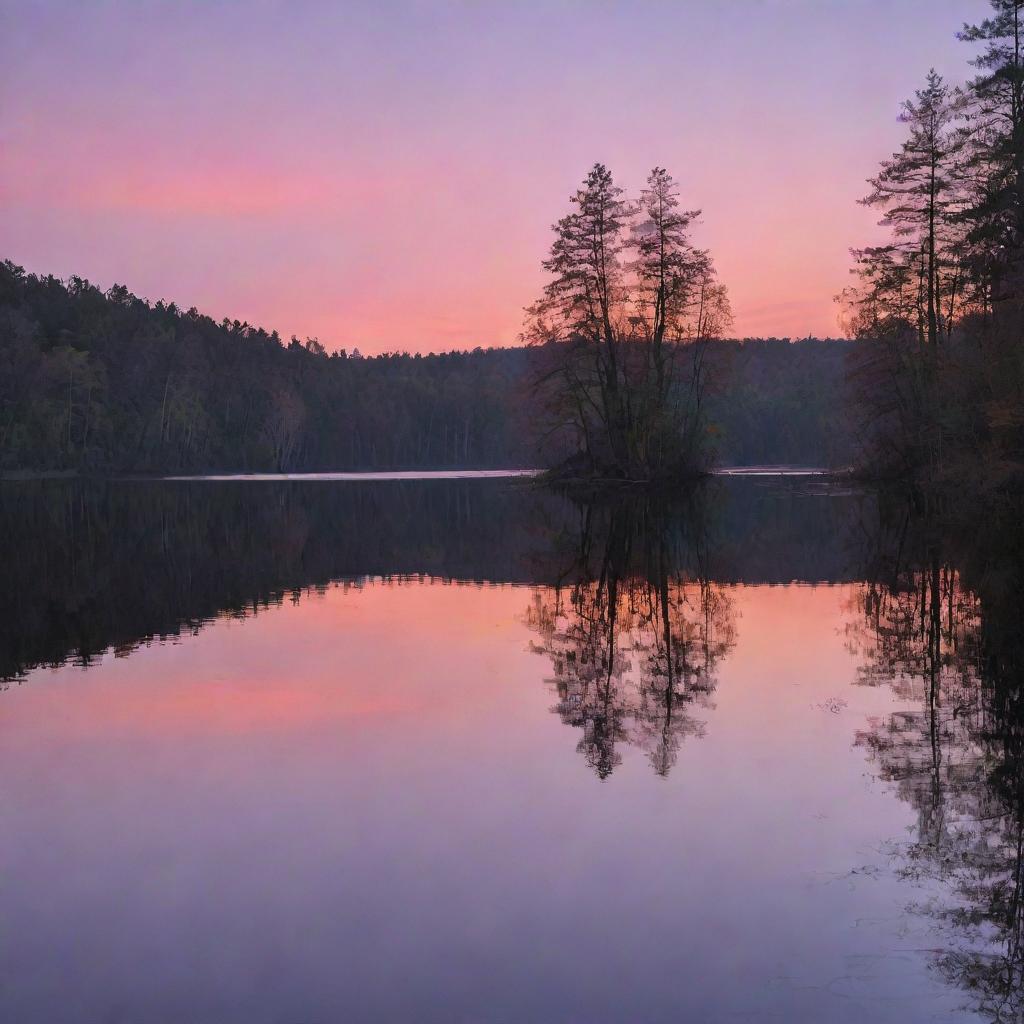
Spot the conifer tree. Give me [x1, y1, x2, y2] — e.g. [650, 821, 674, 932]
[959, 0, 1024, 294]
[860, 70, 963, 351]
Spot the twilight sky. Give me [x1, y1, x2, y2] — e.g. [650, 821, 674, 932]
[1, 0, 992, 354]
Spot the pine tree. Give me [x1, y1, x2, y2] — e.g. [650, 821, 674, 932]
[633, 169, 729, 470]
[860, 70, 963, 352]
[959, 0, 1024, 295]
[528, 163, 634, 472]
[527, 165, 729, 480]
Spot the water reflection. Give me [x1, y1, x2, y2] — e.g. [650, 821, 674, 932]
[5, 475, 1024, 1020]
[0, 475, 864, 684]
[850, 489, 1024, 1022]
[525, 493, 735, 777]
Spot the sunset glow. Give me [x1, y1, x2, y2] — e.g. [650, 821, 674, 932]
[1, 0, 990, 352]
[5, 1, 1024, 1014]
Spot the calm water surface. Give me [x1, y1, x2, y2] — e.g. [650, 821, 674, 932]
[0, 475, 1019, 1022]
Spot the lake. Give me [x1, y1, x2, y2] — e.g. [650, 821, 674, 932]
[0, 474, 1020, 1023]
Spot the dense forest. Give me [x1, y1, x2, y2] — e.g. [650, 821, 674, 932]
[834, 6, 1024, 1000]
[841, 0, 1024, 495]
[0, 259, 853, 475]
[8, 0, 1022, 486]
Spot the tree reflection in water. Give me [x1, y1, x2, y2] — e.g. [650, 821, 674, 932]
[525, 492, 736, 778]
[850, 490, 1024, 1022]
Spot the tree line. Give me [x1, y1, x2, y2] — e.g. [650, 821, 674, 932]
[0, 258, 853, 475]
[0, 261, 534, 474]
[842, 0, 1024, 492]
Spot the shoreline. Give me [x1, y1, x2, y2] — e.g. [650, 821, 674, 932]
[0, 465, 850, 483]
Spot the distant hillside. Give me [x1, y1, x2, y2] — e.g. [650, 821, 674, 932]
[0, 261, 854, 474]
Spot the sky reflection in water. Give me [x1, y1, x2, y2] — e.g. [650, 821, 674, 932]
[0, 476, 1013, 1023]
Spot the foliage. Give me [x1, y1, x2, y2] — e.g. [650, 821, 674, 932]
[0, 260, 533, 473]
[525, 164, 731, 482]
[843, 3, 1024, 490]
[0, 259, 852, 474]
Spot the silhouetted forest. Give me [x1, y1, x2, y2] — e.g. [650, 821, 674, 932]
[0, 260, 853, 475]
[843, 0, 1024, 495]
[839, 17, 1024, 988]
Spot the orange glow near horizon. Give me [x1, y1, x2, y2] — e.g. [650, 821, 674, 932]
[1, 1, 992, 353]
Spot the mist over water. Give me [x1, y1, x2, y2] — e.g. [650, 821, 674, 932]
[0, 474, 1020, 1023]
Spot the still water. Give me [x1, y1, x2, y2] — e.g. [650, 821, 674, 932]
[0, 475, 1020, 1022]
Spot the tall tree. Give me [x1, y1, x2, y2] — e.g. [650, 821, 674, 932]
[844, 71, 976, 479]
[860, 70, 963, 353]
[959, 0, 1024, 297]
[632, 168, 707, 467]
[526, 164, 729, 481]
[527, 163, 634, 473]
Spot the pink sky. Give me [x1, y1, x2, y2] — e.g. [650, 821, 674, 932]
[1, 1, 991, 354]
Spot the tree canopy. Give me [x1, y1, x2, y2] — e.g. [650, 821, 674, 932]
[0, 259, 852, 475]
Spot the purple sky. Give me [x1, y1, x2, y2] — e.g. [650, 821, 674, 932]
[1, 0, 992, 352]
